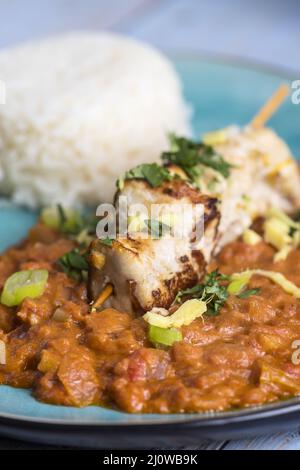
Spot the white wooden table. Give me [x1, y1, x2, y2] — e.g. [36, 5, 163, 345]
[0, 0, 299, 450]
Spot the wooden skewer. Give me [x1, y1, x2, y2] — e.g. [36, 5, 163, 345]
[250, 84, 290, 129]
[92, 284, 113, 309]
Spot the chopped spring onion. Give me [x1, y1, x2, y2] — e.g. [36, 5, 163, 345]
[41, 205, 82, 234]
[263, 208, 300, 261]
[264, 217, 292, 251]
[148, 325, 182, 347]
[243, 229, 262, 245]
[227, 272, 252, 295]
[202, 129, 227, 146]
[143, 299, 207, 329]
[266, 208, 299, 229]
[40, 206, 61, 229]
[231, 269, 300, 298]
[0, 269, 48, 307]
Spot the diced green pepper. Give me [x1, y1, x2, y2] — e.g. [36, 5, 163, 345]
[148, 325, 182, 347]
[1, 269, 48, 307]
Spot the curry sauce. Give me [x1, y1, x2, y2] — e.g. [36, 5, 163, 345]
[1, 223, 300, 413]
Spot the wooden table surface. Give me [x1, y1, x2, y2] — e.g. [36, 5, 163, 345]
[0, 0, 299, 450]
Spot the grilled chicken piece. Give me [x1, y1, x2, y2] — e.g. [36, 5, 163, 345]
[115, 177, 219, 262]
[89, 126, 300, 314]
[89, 178, 220, 313]
[89, 237, 200, 313]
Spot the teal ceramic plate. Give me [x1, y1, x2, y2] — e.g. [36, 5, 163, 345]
[0, 58, 299, 448]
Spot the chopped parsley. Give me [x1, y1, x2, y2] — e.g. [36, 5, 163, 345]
[174, 270, 260, 316]
[117, 135, 232, 190]
[100, 238, 114, 247]
[174, 270, 229, 317]
[58, 248, 89, 282]
[161, 134, 233, 183]
[122, 163, 173, 188]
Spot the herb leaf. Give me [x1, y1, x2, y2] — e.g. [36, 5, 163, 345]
[162, 135, 232, 182]
[237, 288, 261, 299]
[124, 163, 173, 188]
[58, 248, 89, 282]
[174, 270, 229, 317]
[173, 284, 204, 304]
[100, 238, 114, 247]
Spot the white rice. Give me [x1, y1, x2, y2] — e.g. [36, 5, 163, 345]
[0, 32, 190, 208]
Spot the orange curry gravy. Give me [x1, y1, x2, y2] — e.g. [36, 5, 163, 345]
[1, 222, 300, 413]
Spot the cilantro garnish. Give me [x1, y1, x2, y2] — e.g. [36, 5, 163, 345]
[123, 163, 173, 188]
[174, 269, 261, 317]
[118, 136, 232, 190]
[174, 270, 230, 316]
[100, 238, 114, 247]
[58, 248, 89, 282]
[162, 134, 233, 182]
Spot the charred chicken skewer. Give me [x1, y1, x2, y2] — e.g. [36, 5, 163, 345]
[89, 86, 300, 314]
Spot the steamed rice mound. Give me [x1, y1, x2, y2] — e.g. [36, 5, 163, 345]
[0, 33, 190, 207]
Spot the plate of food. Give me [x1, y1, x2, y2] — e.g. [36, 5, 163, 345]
[0, 32, 300, 449]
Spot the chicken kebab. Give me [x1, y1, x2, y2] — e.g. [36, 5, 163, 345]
[89, 87, 300, 314]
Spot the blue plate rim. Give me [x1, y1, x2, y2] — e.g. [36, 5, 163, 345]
[1, 394, 300, 427]
[167, 48, 299, 78]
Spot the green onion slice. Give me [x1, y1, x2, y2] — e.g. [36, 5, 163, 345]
[230, 269, 300, 298]
[1, 269, 49, 307]
[148, 325, 182, 347]
[41, 206, 82, 234]
[227, 272, 252, 295]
